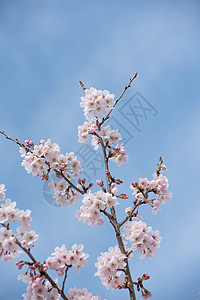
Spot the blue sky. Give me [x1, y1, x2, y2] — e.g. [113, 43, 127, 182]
[0, 0, 200, 299]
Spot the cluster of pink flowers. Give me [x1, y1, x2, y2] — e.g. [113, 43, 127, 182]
[80, 87, 115, 119]
[91, 125, 121, 151]
[130, 165, 172, 214]
[0, 186, 39, 261]
[78, 118, 97, 144]
[0, 226, 19, 261]
[48, 179, 79, 207]
[78, 87, 129, 168]
[95, 245, 126, 289]
[67, 287, 100, 300]
[123, 220, 162, 259]
[151, 193, 172, 215]
[78, 123, 121, 148]
[78, 122, 128, 166]
[46, 244, 89, 275]
[21, 277, 60, 300]
[109, 145, 128, 166]
[20, 139, 82, 181]
[75, 191, 118, 226]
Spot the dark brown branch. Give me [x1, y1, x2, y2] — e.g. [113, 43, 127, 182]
[62, 265, 71, 294]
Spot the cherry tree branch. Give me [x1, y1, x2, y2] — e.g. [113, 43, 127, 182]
[97, 121, 136, 300]
[1, 223, 68, 300]
[62, 265, 71, 294]
[0, 131, 30, 151]
[119, 200, 144, 228]
[0, 131, 84, 196]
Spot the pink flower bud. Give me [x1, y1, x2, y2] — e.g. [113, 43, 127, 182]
[160, 164, 167, 171]
[120, 193, 128, 199]
[105, 170, 110, 175]
[25, 139, 34, 147]
[96, 179, 104, 187]
[115, 179, 123, 184]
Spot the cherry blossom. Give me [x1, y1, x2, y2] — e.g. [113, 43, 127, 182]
[130, 165, 172, 215]
[48, 179, 79, 207]
[75, 191, 118, 226]
[46, 244, 89, 275]
[0, 187, 39, 261]
[123, 220, 162, 259]
[80, 87, 115, 119]
[22, 277, 61, 300]
[95, 245, 126, 289]
[67, 287, 100, 300]
[20, 139, 82, 181]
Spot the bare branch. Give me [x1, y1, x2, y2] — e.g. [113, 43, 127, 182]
[0, 131, 29, 151]
[100, 72, 138, 127]
[62, 265, 71, 294]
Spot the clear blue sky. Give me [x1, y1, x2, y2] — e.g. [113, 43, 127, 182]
[0, 1, 200, 299]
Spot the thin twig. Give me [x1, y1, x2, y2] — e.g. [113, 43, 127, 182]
[62, 265, 71, 293]
[0, 131, 29, 151]
[100, 72, 138, 127]
[119, 201, 143, 228]
[78, 79, 86, 91]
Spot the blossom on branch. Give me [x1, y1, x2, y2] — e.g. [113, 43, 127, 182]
[123, 220, 162, 259]
[75, 191, 118, 226]
[95, 245, 127, 290]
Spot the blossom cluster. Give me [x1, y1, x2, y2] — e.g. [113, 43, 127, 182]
[20, 139, 82, 181]
[0, 185, 39, 262]
[75, 191, 118, 226]
[130, 167, 172, 214]
[19, 139, 83, 206]
[46, 244, 89, 275]
[48, 179, 79, 207]
[109, 145, 128, 167]
[123, 220, 162, 259]
[78, 122, 128, 166]
[21, 276, 60, 300]
[67, 287, 100, 300]
[78, 87, 129, 168]
[78, 123, 121, 148]
[95, 245, 126, 289]
[80, 87, 115, 119]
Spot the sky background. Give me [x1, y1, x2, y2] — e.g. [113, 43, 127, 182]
[0, 0, 200, 299]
